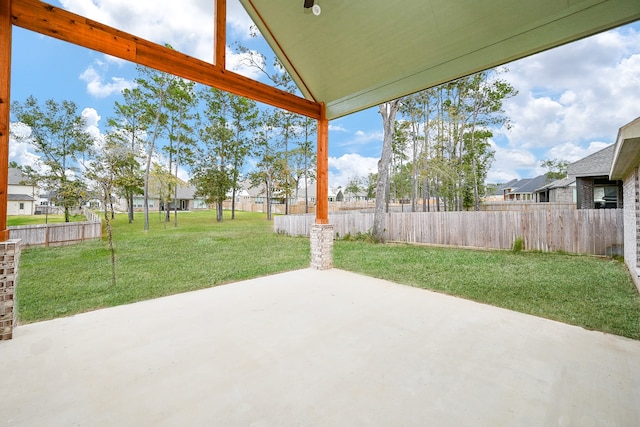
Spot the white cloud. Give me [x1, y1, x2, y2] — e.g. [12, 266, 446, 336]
[81, 108, 102, 139]
[226, 0, 257, 40]
[500, 26, 640, 149]
[329, 123, 348, 132]
[79, 61, 135, 98]
[545, 141, 611, 163]
[488, 141, 539, 183]
[60, 0, 257, 63]
[339, 130, 383, 147]
[225, 47, 266, 80]
[9, 123, 46, 173]
[328, 153, 378, 188]
[487, 24, 640, 180]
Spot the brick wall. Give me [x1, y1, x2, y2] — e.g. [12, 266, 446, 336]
[310, 224, 334, 270]
[622, 168, 640, 291]
[576, 177, 594, 209]
[0, 240, 21, 340]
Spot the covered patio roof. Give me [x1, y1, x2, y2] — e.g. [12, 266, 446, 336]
[240, 0, 640, 119]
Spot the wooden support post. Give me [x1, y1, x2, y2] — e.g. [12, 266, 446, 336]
[316, 103, 329, 224]
[215, 0, 226, 68]
[0, 0, 11, 242]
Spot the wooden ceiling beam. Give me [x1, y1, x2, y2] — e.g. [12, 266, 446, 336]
[215, 0, 226, 68]
[10, 0, 321, 119]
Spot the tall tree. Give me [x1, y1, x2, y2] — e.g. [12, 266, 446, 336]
[135, 65, 173, 231]
[107, 87, 146, 223]
[226, 93, 259, 219]
[11, 96, 93, 222]
[372, 100, 400, 242]
[164, 77, 197, 226]
[396, 69, 516, 211]
[272, 109, 301, 215]
[193, 88, 234, 222]
[249, 110, 285, 221]
[344, 175, 363, 201]
[295, 117, 317, 213]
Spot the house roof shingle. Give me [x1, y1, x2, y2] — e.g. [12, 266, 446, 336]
[8, 168, 26, 185]
[8, 194, 35, 202]
[567, 144, 615, 178]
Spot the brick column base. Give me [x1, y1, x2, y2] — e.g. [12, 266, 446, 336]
[310, 224, 334, 270]
[0, 239, 21, 341]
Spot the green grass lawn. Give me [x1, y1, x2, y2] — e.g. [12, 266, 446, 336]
[15, 210, 640, 339]
[16, 211, 310, 322]
[8, 213, 87, 226]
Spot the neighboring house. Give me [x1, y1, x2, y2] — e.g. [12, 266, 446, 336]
[568, 144, 622, 209]
[609, 116, 640, 289]
[129, 181, 207, 212]
[501, 175, 551, 202]
[534, 176, 576, 203]
[7, 168, 38, 215]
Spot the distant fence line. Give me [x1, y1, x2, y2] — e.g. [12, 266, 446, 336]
[10, 209, 102, 248]
[274, 209, 624, 256]
[479, 202, 576, 211]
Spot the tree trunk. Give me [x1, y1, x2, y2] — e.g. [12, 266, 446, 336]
[127, 193, 134, 223]
[231, 187, 237, 220]
[216, 201, 223, 222]
[143, 92, 166, 232]
[372, 101, 399, 243]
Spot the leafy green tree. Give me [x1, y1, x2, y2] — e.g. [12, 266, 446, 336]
[235, 40, 302, 215]
[192, 88, 235, 222]
[135, 65, 173, 231]
[395, 68, 515, 211]
[249, 110, 286, 221]
[344, 175, 363, 201]
[11, 96, 93, 222]
[293, 117, 317, 213]
[85, 138, 130, 286]
[193, 164, 231, 222]
[365, 173, 377, 200]
[225, 92, 259, 219]
[164, 78, 198, 226]
[540, 159, 569, 180]
[107, 87, 146, 223]
[272, 109, 301, 214]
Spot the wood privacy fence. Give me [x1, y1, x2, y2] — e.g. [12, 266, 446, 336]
[9, 209, 102, 247]
[274, 209, 624, 256]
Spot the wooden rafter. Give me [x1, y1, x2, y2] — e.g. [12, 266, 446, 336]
[215, 0, 226, 68]
[10, 0, 321, 119]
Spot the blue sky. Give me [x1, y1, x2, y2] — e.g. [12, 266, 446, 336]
[9, 0, 640, 188]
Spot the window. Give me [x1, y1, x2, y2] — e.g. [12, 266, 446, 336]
[594, 186, 618, 209]
[19, 202, 24, 210]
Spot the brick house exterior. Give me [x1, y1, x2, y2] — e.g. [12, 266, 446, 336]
[610, 117, 640, 291]
[568, 144, 623, 209]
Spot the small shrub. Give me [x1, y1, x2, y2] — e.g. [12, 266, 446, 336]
[512, 237, 524, 252]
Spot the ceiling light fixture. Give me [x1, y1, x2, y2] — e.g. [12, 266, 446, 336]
[304, 0, 321, 16]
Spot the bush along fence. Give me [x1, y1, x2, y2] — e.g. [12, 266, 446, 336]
[274, 209, 624, 256]
[9, 209, 102, 248]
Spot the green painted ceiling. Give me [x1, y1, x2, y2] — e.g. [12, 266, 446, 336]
[239, 0, 640, 120]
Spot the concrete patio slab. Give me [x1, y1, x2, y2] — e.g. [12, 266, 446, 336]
[1, 268, 639, 426]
